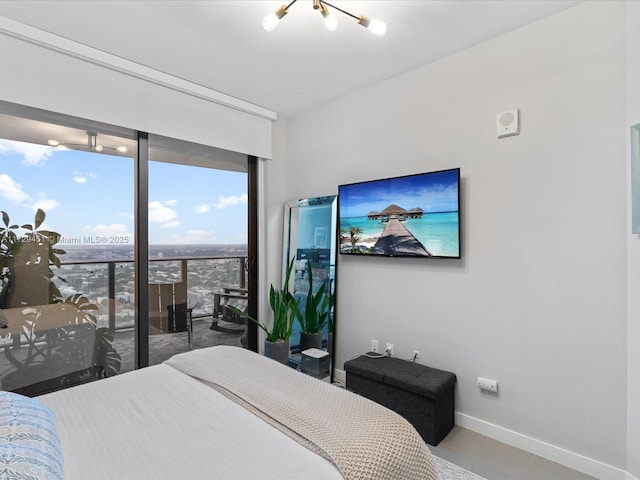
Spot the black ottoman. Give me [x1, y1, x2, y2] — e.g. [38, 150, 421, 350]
[344, 354, 456, 445]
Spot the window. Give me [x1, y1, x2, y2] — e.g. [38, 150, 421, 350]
[0, 101, 256, 395]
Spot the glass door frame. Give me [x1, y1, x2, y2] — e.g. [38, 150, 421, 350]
[135, 131, 150, 368]
[0, 100, 258, 375]
[246, 156, 258, 352]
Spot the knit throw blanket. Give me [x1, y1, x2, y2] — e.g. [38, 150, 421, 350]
[165, 346, 437, 480]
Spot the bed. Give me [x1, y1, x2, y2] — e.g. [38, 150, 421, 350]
[1, 345, 437, 480]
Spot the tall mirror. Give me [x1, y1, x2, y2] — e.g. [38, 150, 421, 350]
[283, 196, 337, 381]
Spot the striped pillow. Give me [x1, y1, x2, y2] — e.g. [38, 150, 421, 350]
[0, 391, 63, 480]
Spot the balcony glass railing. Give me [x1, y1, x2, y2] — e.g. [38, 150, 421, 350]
[55, 255, 248, 331]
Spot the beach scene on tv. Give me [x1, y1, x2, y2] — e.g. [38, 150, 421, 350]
[339, 169, 460, 258]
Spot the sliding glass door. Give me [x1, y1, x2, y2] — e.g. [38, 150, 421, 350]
[0, 101, 136, 394]
[0, 101, 257, 394]
[146, 134, 251, 366]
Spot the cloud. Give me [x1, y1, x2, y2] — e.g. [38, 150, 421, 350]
[169, 229, 214, 244]
[148, 200, 177, 223]
[185, 229, 211, 240]
[214, 193, 247, 209]
[161, 220, 181, 228]
[0, 177, 60, 214]
[80, 224, 133, 243]
[164, 199, 177, 207]
[194, 204, 211, 214]
[0, 139, 54, 166]
[91, 224, 130, 235]
[119, 211, 134, 220]
[32, 193, 60, 212]
[0, 174, 31, 205]
[73, 171, 97, 184]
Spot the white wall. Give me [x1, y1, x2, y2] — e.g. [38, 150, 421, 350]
[626, 1, 640, 478]
[0, 18, 272, 158]
[273, 2, 629, 476]
[261, 121, 289, 351]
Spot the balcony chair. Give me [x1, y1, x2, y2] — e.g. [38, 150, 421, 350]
[148, 282, 193, 350]
[210, 287, 248, 346]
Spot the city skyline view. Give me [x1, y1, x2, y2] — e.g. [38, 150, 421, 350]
[0, 138, 248, 246]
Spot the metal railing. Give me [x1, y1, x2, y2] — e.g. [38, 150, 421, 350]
[56, 255, 248, 332]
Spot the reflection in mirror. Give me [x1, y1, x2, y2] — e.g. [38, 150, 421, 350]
[283, 196, 337, 381]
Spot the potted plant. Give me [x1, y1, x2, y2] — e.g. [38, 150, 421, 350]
[0, 209, 66, 309]
[230, 257, 299, 364]
[295, 261, 333, 352]
[0, 209, 121, 393]
[327, 289, 336, 356]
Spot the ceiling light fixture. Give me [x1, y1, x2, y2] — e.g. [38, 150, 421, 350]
[263, 0, 386, 36]
[83, 131, 103, 152]
[47, 131, 127, 154]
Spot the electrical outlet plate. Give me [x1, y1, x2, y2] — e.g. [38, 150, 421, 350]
[386, 343, 394, 356]
[413, 350, 420, 359]
[477, 377, 498, 392]
[371, 339, 379, 353]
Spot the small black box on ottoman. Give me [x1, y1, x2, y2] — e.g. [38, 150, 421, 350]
[344, 354, 456, 446]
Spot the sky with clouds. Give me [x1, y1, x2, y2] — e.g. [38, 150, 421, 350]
[338, 168, 459, 218]
[0, 139, 247, 245]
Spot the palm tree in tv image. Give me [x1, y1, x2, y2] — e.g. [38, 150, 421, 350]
[340, 225, 363, 253]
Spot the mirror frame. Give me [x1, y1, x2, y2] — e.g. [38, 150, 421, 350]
[283, 196, 337, 382]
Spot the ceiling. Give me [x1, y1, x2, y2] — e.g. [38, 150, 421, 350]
[0, 0, 582, 119]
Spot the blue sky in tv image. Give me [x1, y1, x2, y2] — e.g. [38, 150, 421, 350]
[338, 169, 460, 258]
[0, 139, 248, 248]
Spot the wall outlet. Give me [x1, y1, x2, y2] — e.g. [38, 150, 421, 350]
[386, 343, 394, 356]
[478, 377, 498, 393]
[413, 350, 420, 359]
[371, 339, 379, 353]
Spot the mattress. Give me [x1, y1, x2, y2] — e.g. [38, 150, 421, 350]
[39, 360, 343, 479]
[37, 346, 435, 480]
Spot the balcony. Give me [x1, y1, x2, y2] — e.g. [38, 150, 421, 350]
[0, 255, 249, 395]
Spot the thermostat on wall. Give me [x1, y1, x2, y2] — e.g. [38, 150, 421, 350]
[496, 109, 520, 139]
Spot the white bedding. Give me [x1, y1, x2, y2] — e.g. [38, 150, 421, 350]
[166, 346, 436, 480]
[39, 358, 343, 480]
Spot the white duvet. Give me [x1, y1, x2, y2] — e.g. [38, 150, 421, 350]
[39, 358, 343, 480]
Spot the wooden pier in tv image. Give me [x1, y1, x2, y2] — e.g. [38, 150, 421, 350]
[371, 217, 431, 256]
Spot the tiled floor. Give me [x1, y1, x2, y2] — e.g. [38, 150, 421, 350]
[430, 426, 598, 480]
[113, 316, 246, 372]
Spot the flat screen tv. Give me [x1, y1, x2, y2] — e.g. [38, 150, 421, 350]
[338, 168, 460, 258]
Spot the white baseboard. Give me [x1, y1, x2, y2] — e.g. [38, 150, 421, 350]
[335, 368, 637, 480]
[455, 412, 632, 480]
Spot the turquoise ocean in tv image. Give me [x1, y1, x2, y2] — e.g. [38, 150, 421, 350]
[340, 212, 460, 257]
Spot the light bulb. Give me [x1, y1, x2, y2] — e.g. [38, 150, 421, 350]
[324, 15, 337, 31]
[263, 5, 288, 32]
[95, 144, 104, 152]
[262, 13, 280, 32]
[47, 139, 59, 147]
[367, 19, 387, 36]
[116, 146, 128, 153]
[358, 15, 387, 37]
[319, 3, 337, 31]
